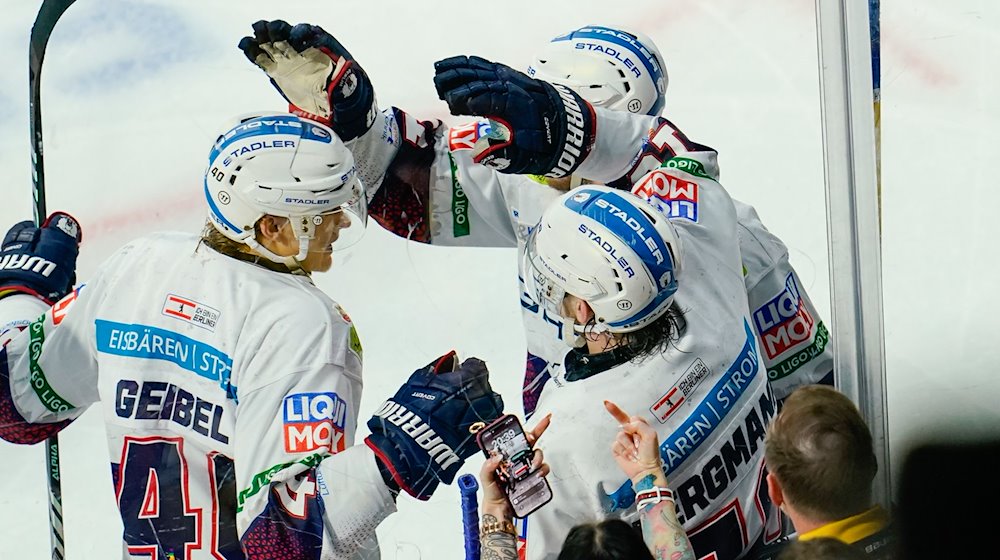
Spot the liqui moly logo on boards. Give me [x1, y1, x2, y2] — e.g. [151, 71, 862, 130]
[283, 392, 347, 454]
[753, 273, 815, 360]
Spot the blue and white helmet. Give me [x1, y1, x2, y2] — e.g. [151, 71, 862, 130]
[204, 112, 367, 265]
[528, 25, 667, 116]
[523, 185, 682, 334]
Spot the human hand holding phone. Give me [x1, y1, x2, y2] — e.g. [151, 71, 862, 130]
[478, 413, 552, 519]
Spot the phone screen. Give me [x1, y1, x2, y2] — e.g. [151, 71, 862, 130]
[482, 417, 532, 480]
[477, 414, 553, 517]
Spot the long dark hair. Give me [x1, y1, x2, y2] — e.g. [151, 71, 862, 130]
[582, 302, 686, 363]
[557, 519, 655, 560]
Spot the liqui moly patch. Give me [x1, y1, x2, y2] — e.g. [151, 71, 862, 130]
[161, 294, 220, 332]
[753, 273, 816, 360]
[283, 392, 347, 454]
[632, 169, 700, 222]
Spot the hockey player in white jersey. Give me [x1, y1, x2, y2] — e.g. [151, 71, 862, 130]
[518, 166, 776, 560]
[239, 22, 833, 419]
[0, 113, 504, 559]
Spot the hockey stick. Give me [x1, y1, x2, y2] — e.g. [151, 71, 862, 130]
[458, 474, 481, 560]
[29, 1, 78, 558]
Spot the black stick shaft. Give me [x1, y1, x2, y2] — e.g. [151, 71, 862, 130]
[29, 1, 77, 558]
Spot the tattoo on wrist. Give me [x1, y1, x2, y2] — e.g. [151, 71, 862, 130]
[480, 514, 518, 560]
[634, 473, 657, 492]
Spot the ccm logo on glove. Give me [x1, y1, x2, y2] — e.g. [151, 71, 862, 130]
[372, 401, 460, 470]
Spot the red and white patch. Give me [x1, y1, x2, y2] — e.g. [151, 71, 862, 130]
[633, 169, 700, 222]
[161, 294, 221, 332]
[650, 358, 710, 423]
[333, 303, 352, 323]
[50, 287, 82, 326]
[447, 119, 491, 152]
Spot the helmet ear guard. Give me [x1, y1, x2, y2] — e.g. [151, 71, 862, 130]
[204, 112, 367, 269]
[524, 185, 681, 334]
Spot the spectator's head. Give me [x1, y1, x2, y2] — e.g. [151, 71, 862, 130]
[557, 519, 654, 560]
[764, 385, 877, 525]
[777, 537, 866, 560]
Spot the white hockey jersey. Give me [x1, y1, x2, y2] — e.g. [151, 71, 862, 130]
[0, 233, 395, 559]
[354, 106, 832, 415]
[521, 154, 780, 560]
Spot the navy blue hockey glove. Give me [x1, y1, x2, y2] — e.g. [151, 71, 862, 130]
[433, 55, 596, 177]
[239, 20, 376, 141]
[366, 351, 504, 500]
[0, 212, 82, 304]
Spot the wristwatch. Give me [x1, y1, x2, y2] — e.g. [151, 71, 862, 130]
[480, 518, 517, 537]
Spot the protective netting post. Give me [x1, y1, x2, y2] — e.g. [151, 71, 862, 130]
[814, 0, 891, 506]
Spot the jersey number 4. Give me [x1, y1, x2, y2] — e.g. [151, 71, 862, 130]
[116, 436, 241, 559]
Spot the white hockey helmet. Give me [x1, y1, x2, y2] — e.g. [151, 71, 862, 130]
[204, 112, 367, 267]
[523, 185, 682, 334]
[528, 25, 667, 116]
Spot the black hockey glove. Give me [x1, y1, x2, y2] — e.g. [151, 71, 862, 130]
[433, 55, 595, 177]
[0, 212, 82, 304]
[365, 351, 504, 500]
[239, 20, 376, 141]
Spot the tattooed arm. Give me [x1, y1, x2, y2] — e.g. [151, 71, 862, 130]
[640, 497, 696, 560]
[481, 513, 519, 560]
[606, 401, 695, 560]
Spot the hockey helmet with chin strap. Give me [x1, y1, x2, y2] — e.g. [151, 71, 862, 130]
[528, 25, 667, 116]
[204, 112, 367, 269]
[523, 185, 682, 334]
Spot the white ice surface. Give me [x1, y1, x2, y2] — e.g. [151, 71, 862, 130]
[0, 0, 997, 558]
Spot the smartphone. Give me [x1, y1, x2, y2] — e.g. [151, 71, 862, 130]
[476, 414, 553, 518]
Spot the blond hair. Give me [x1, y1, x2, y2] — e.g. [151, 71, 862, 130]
[199, 220, 294, 274]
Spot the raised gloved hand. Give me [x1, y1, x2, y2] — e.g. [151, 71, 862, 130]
[0, 212, 82, 304]
[366, 351, 504, 500]
[239, 20, 376, 141]
[433, 55, 595, 177]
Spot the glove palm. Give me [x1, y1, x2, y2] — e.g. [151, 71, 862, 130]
[239, 20, 376, 141]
